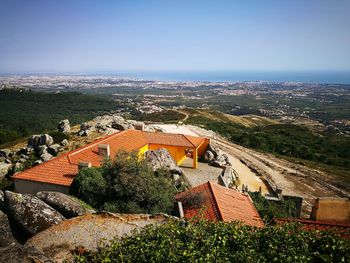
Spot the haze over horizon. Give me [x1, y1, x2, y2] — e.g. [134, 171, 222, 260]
[1, 0, 350, 74]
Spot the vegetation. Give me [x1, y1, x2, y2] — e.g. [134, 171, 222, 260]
[70, 151, 178, 214]
[135, 110, 186, 123]
[74, 219, 350, 263]
[0, 88, 120, 145]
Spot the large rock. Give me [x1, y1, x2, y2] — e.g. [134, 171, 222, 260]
[27, 213, 176, 262]
[61, 139, 69, 148]
[27, 135, 41, 149]
[41, 152, 53, 162]
[39, 134, 54, 147]
[0, 244, 53, 263]
[0, 149, 12, 158]
[111, 122, 134, 131]
[0, 162, 12, 180]
[203, 150, 215, 163]
[0, 210, 17, 247]
[4, 191, 65, 236]
[38, 145, 48, 155]
[28, 134, 54, 149]
[78, 122, 93, 136]
[47, 144, 61, 156]
[145, 148, 182, 174]
[208, 144, 220, 158]
[57, 119, 71, 134]
[36, 191, 94, 218]
[209, 154, 227, 168]
[0, 190, 4, 211]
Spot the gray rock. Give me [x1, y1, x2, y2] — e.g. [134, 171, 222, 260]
[0, 149, 11, 158]
[111, 122, 134, 131]
[20, 154, 29, 160]
[57, 119, 70, 134]
[0, 244, 53, 263]
[209, 154, 227, 168]
[4, 191, 65, 236]
[47, 144, 60, 156]
[0, 162, 12, 180]
[41, 152, 53, 162]
[37, 191, 94, 219]
[39, 134, 54, 147]
[61, 139, 69, 147]
[0, 210, 17, 247]
[203, 150, 215, 163]
[38, 145, 48, 155]
[208, 144, 220, 158]
[145, 148, 182, 174]
[33, 160, 43, 167]
[27, 135, 41, 149]
[0, 190, 4, 211]
[18, 158, 27, 163]
[13, 162, 24, 172]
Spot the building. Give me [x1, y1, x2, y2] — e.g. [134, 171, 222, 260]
[12, 130, 210, 194]
[310, 198, 350, 222]
[175, 181, 264, 227]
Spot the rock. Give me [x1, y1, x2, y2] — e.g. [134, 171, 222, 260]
[61, 139, 69, 147]
[38, 145, 48, 155]
[57, 119, 70, 134]
[41, 152, 53, 162]
[39, 134, 54, 147]
[36, 191, 94, 219]
[20, 154, 29, 160]
[0, 210, 17, 247]
[0, 162, 12, 180]
[27, 135, 41, 149]
[0, 244, 53, 263]
[47, 144, 60, 156]
[13, 162, 24, 172]
[18, 158, 27, 163]
[145, 148, 182, 174]
[208, 144, 220, 158]
[111, 122, 134, 131]
[26, 213, 176, 262]
[33, 160, 43, 167]
[4, 191, 65, 236]
[203, 150, 215, 163]
[209, 154, 227, 168]
[0, 149, 12, 158]
[0, 190, 4, 211]
[127, 120, 145, 131]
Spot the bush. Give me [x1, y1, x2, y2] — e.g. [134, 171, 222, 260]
[74, 219, 350, 262]
[48, 131, 70, 144]
[70, 150, 176, 214]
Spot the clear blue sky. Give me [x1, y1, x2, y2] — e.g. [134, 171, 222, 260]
[1, 0, 349, 73]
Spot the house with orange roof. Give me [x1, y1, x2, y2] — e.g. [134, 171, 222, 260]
[12, 130, 210, 194]
[175, 181, 264, 227]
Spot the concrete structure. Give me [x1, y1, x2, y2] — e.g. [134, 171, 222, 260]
[12, 130, 210, 194]
[310, 198, 350, 222]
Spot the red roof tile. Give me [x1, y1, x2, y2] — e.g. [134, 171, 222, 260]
[275, 218, 350, 239]
[12, 130, 207, 187]
[176, 181, 264, 227]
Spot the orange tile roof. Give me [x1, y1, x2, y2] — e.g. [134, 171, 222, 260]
[176, 181, 264, 227]
[275, 218, 350, 239]
[12, 130, 207, 187]
[144, 132, 205, 148]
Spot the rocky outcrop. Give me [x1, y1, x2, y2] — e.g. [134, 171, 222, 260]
[0, 211, 17, 247]
[0, 190, 4, 211]
[57, 119, 70, 134]
[28, 134, 54, 149]
[36, 191, 94, 218]
[0, 149, 12, 158]
[26, 213, 176, 262]
[208, 144, 220, 158]
[209, 154, 231, 168]
[93, 114, 134, 134]
[0, 244, 53, 263]
[47, 144, 61, 156]
[145, 148, 182, 174]
[40, 152, 53, 162]
[0, 162, 12, 180]
[78, 122, 93, 136]
[202, 150, 215, 163]
[4, 191, 65, 236]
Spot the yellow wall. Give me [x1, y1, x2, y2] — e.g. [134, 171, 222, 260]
[311, 198, 350, 222]
[148, 144, 189, 166]
[197, 138, 210, 156]
[138, 144, 149, 159]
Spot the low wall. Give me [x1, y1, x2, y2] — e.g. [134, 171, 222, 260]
[14, 179, 69, 195]
[311, 198, 350, 222]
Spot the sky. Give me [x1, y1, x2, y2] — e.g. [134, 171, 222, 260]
[0, 0, 350, 73]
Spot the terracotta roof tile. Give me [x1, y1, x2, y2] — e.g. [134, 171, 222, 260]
[12, 130, 207, 187]
[176, 182, 264, 227]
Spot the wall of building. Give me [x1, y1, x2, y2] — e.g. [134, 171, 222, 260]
[311, 198, 350, 222]
[138, 144, 149, 158]
[14, 179, 70, 195]
[148, 144, 189, 166]
[197, 138, 211, 156]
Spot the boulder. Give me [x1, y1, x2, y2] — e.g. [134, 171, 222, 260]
[38, 145, 48, 155]
[0, 190, 4, 211]
[0, 210, 17, 247]
[0, 244, 53, 263]
[0, 162, 12, 180]
[26, 213, 176, 262]
[203, 150, 215, 163]
[39, 134, 54, 147]
[4, 191, 65, 236]
[0, 149, 12, 158]
[47, 144, 61, 156]
[41, 152, 53, 162]
[111, 122, 134, 131]
[145, 148, 182, 174]
[78, 122, 92, 136]
[57, 119, 70, 134]
[208, 144, 220, 158]
[27, 135, 41, 149]
[13, 162, 24, 172]
[33, 160, 43, 167]
[61, 139, 69, 147]
[209, 154, 227, 168]
[36, 191, 94, 218]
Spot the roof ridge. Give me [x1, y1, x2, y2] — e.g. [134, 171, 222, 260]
[207, 181, 224, 221]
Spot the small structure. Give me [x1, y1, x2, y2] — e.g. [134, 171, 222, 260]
[310, 198, 350, 222]
[175, 181, 264, 227]
[12, 130, 210, 194]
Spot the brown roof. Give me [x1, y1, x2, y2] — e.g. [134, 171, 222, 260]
[176, 181, 264, 227]
[12, 130, 207, 187]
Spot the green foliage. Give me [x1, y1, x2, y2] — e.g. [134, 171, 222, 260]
[248, 191, 298, 224]
[0, 88, 119, 145]
[48, 131, 70, 144]
[74, 219, 350, 263]
[136, 110, 186, 123]
[70, 151, 177, 214]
